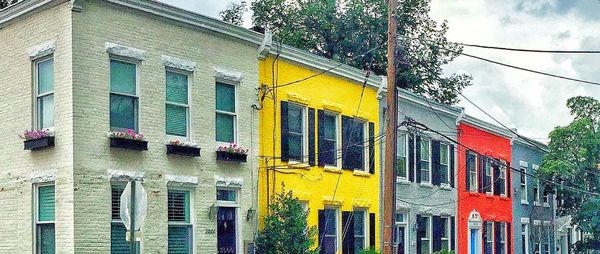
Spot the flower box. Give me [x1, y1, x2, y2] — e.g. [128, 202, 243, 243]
[167, 145, 201, 157]
[24, 136, 55, 151]
[216, 151, 247, 162]
[110, 137, 148, 151]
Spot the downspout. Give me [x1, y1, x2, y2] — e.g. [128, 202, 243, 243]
[378, 75, 387, 250]
[455, 107, 465, 127]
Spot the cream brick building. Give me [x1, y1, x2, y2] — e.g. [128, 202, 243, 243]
[0, 0, 264, 253]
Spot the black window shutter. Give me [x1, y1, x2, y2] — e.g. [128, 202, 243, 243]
[318, 210, 325, 252]
[408, 135, 415, 182]
[495, 222, 501, 254]
[342, 211, 355, 254]
[415, 136, 421, 183]
[449, 144, 455, 187]
[432, 140, 441, 186]
[317, 110, 325, 167]
[280, 101, 289, 162]
[368, 122, 375, 174]
[416, 215, 423, 254]
[432, 216, 442, 252]
[450, 216, 456, 251]
[466, 152, 471, 191]
[506, 162, 511, 197]
[308, 108, 316, 166]
[341, 116, 352, 170]
[369, 213, 375, 249]
[478, 156, 485, 193]
[493, 161, 500, 195]
[507, 222, 511, 254]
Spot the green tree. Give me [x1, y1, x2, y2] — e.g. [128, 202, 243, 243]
[219, 1, 248, 26]
[248, 0, 471, 105]
[540, 96, 600, 251]
[255, 185, 318, 254]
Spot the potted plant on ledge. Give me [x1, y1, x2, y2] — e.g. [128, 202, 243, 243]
[166, 140, 201, 157]
[216, 143, 248, 162]
[108, 129, 147, 151]
[21, 129, 54, 150]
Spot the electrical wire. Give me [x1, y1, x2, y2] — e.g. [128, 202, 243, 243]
[454, 42, 600, 54]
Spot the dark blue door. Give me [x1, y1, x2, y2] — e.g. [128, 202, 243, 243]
[217, 207, 237, 254]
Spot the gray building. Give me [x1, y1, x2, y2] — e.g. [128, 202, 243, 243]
[512, 138, 556, 254]
[382, 89, 462, 254]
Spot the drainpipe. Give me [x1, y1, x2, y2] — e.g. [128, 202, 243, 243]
[455, 107, 465, 126]
[510, 128, 518, 145]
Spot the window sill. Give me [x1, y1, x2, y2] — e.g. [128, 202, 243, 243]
[353, 170, 371, 177]
[288, 163, 311, 170]
[543, 203, 550, 207]
[397, 178, 411, 185]
[521, 200, 529, 205]
[323, 166, 343, 174]
[440, 184, 452, 191]
[500, 196, 509, 201]
[468, 192, 480, 197]
[534, 201, 541, 206]
[485, 193, 494, 199]
[419, 183, 433, 188]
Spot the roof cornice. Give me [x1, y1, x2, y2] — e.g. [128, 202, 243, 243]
[397, 88, 462, 118]
[462, 115, 515, 139]
[0, 0, 68, 28]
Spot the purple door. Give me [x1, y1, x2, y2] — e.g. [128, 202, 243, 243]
[217, 207, 237, 254]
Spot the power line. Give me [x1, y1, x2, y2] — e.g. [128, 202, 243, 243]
[455, 42, 600, 54]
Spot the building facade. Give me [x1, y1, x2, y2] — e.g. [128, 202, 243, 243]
[1, 0, 263, 253]
[457, 120, 514, 254]
[512, 138, 555, 254]
[258, 45, 383, 254]
[392, 90, 460, 254]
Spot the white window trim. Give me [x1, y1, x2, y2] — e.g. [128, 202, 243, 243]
[520, 164, 529, 204]
[397, 133, 409, 181]
[215, 79, 239, 145]
[394, 212, 408, 254]
[216, 187, 240, 207]
[165, 68, 192, 141]
[353, 209, 367, 250]
[167, 188, 195, 253]
[500, 161, 507, 197]
[440, 143, 451, 186]
[441, 217, 451, 251]
[361, 120, 369, 172]
[34, 182, 55, 254]
[419, 138, 432, 184]
[532, 165, 540, 205]
[485, 159, 493, 195]
[468, 152, 478, 192]
[420, 216, 433, 254]
[322, 207, 340, 253]
[286, 102, 308, 164]
[216, 187, 242, 254]
[109, 57, 141, 132]
[485, 221, 494, 253]
[323, 111, 342, 168]
[33, 56, 55, 131]
[501, 222, 508, 254]
[522, 221, 530, 254]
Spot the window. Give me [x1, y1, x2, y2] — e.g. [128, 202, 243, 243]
[287, 103, 306, 162]
[522, 223, 530, 254]
[397, 133, 408, 179]
[533, 223, 541, 254]
[36, 185, 55, 254]
[441, 217, 450, 250]
[542, 188, 549, 206]
[321, 208, 338, 254]
[321, 112, 339, 166]
[520, 165, 528, 203]
[533, 179, 540, 204]
[168, 190, 193, 254]
[467, 152, 477, 192]
[111, 185, 129, 253]
[165, 71, 190, 137]
[110, 59, 139, 132]
[499, 222, 507, 254]
[35, 58, 54, 129]
[484, 158, 492, 194]
[216, 189, 238, 202]
[395, 212, 406, 223]
[499, 161, 507, 196]
[419, 138, 431, 183]
[345, 118, 367, 170]
[543, 224, 550, 254]
[216, 82, 236, 143]
[440, 144, 450, 185]
[354, 210, 366, 251]
[418, 216, 431, 254]
[484, 222, 493, 254]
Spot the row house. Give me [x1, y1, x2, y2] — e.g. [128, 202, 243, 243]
[457, 117, 514, 254]
[0, 0, 263, 253]
[512, 137, 555, 254]
[391, 89, 461, 254]
[257, 43, 383, 254]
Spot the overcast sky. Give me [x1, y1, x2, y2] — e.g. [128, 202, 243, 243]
[157, 0, 600, 141]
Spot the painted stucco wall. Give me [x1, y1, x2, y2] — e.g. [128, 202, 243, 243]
[258, 56, 381, 253]
[0, 2, 74, 253]
[512, 141, 555, 254]
[457, 123, 513, 254]
[71, 1, 259, 253]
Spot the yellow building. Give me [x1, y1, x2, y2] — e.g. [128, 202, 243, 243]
[258, 45, 384, 253]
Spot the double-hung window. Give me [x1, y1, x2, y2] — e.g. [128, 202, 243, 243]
[419, 138, 431, 183]
[441, 217, 450, 250]
[35, 58, 54, 130]
[522, 223, 530, 254]
[439, 144, 450, 185]
[484, 222, 493, 254]
[520, 165, 528, 203]
[321, 208, 338, 254]
[397, 133, 408, 179]
[542, 188, 549, 206]
[353, 210, 366, 251]
[165, 71, 190, 138]
[484, 158, 493, 194]
[345, 118, 367, 170]
[287, 103, 306, 162]
[321, 112, 339, 166]
[168, 190, 193, 254]
[36, 185, 55, 254]
[418, 216, 431, 254]
[111, 185, 129, 253]
[467, 152, 478, 192]
[534, 223, 541, 254]
[499, 161, 507, 196]
[110, 59, 139, 132]
[533, 180, 540, 205]
[216, 82, 236, 143]
[499, 222, 507, 254]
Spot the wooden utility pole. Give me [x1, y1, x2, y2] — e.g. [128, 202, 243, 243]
[383, 0, 398, 253]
